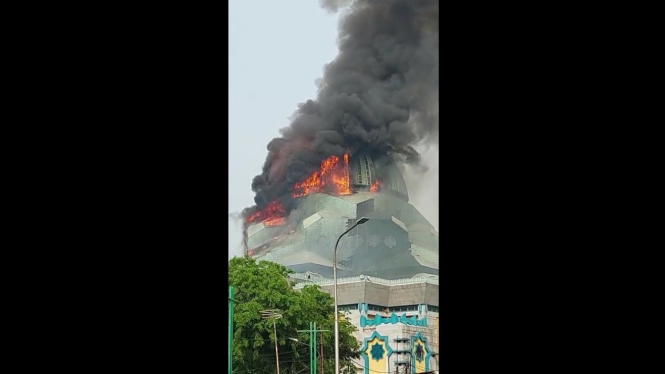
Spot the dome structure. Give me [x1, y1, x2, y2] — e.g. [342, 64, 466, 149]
[244, 152, 438, 280]
[348, 153, 409, 201]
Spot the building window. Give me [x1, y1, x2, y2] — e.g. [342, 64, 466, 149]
[389, 305, 419, 312]
[367, 304, 378, 311]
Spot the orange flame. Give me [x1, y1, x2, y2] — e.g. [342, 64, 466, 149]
[369, 180, 381, 193]
[292, 153, 351, 198]
[247, 153, 352, 227]
[246, 200, 286, 226]
[264, 217, 286, 226]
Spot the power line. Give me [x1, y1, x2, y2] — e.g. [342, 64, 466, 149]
[256, 346, 310, 357]
[235, 337, 312, 342]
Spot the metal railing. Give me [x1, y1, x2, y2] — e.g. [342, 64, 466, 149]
[291, 273, 438, 289]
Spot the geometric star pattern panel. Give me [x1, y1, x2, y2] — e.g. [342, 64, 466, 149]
[411, 332, 431, 374]
[360, 331, 393, 374]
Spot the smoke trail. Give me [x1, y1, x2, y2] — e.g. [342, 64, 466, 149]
[402, 144, 439, 230]
[244, 0, 439, 218]
[228, 212, 245, 259]
[402, 87, 440, 230]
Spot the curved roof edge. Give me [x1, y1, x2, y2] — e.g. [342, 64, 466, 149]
[290, 272, 439, 288]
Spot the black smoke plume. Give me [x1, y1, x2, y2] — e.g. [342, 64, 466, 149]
[243, 0, 438, 220]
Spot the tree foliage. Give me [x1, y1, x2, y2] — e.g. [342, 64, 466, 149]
[229, 257, 360, 373]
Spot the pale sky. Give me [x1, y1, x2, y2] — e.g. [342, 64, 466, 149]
[228, 1, 342, 259]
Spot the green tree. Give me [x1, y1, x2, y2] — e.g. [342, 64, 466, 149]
[229, 257, 360, 374]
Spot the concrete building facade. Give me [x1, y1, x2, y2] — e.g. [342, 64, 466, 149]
[292, 273, 440, 373]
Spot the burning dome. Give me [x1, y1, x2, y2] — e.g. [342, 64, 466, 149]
[348, 153, 409, 201]
[243, 151, 438, 280]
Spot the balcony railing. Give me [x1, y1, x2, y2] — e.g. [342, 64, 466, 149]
[291, 273, 438, 289]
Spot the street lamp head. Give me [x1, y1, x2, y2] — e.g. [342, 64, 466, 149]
[357, 217, 369, 225]
[288, 337, 311, 347]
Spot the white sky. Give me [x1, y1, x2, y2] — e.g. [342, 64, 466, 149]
[228, 1, 342, 259]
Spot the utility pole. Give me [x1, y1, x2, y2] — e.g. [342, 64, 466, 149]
[319, 332, 324, 374]
[312, 323, 316, 374]
[312, 322, 316, 374]
[261, 310, 283, 374]
[228, 286, 235, 374]
[298, 322, 330, 374]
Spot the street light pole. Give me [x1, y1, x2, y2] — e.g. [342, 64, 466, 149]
[333, 217, 369, 374]
[261, 310, 283, 374]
